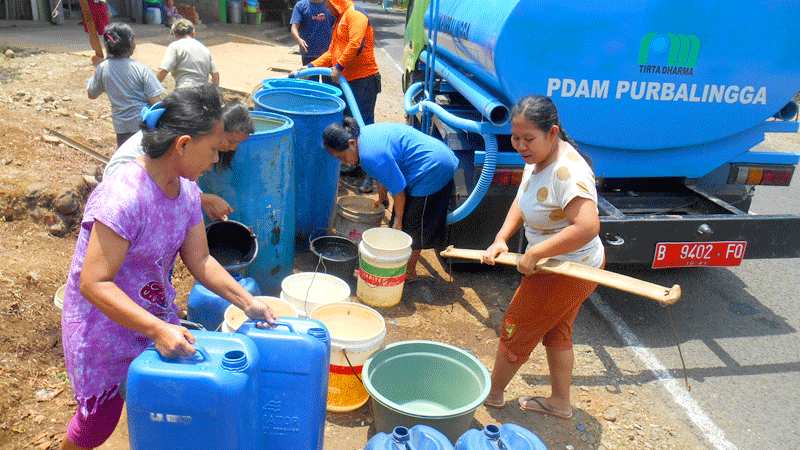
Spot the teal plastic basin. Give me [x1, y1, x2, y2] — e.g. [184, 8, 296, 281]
[363, 341, 491, 442]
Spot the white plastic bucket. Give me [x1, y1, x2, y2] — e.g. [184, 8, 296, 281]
[309, 302, 386, 412]
[280, 272, 351, 317]
[53, 284, 66, 311]
[333, 196, 385, 243]
[221, 296, 299, 332]
[356, 227, 413, 308]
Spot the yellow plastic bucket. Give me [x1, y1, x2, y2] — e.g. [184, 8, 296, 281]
[356, 228, 413, 308]
[309, 302, 386, 412]
[221, 296, 298, 332]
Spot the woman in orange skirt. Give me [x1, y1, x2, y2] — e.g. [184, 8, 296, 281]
[482, 95, 604, 419]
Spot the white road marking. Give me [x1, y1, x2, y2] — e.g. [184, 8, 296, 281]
[589, 293, 738, 450]
[380, 46, 404, 74]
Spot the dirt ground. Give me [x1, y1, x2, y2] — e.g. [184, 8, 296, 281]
[0, 24, 710, 450]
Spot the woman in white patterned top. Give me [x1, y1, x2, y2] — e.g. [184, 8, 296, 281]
[482, 95, 604, 419]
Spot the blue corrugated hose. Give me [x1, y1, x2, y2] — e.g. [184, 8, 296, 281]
[405, 81, 500, 224]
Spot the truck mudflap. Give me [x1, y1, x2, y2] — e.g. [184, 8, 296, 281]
[600, 212, 800, 265]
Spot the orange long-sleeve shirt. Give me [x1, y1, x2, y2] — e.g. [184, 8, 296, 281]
[310, 0, 379, 81]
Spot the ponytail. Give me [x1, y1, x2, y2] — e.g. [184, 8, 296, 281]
[558, 128, 591, 167]
[322, 116, 360, 152]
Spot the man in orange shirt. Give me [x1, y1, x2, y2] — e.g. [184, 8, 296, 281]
[308, 0, 381, 192]
[309, 0, 380, 125]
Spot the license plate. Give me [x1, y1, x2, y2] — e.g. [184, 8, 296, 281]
[652, 241, 747, 269]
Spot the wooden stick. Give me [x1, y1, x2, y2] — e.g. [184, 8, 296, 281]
[44, 128, 109, 164]
[77, 0, 104, 58]
[440, 246, 682, 306]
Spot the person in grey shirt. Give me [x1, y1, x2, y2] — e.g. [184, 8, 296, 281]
[105, 101, 254, 221]
[158, 19, 220, 89]
[87, 23, 164, 148]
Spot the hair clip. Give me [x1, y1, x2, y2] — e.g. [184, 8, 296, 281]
[141, 102, 166, 130]
[103, 31, 119, 44]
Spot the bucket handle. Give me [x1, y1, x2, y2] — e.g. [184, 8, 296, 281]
[271, 320, 296, 334]
[151, 345, 209, 364]
[241, 320, 296, 333]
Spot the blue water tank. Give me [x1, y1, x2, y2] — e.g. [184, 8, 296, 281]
[425, 1, 800, 150]
[198, 111, 295, 294]
[253, 89, 345, 244]
[187, 276, 261, 331]
[237, 318, 330, 449]
[366, 425, 454, 450]
[455, 424, 547, 450]
[261, 78, 343, 98]
[127, 331, 260, 450]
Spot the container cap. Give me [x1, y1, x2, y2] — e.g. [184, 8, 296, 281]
[484, 424, 501, 440]
[221, 350, 249, 372]
[392, 427, 410, 443]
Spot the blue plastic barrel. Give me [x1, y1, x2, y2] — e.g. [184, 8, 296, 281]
[253, 89, 345, 244]
[455, 424, 547, 450]
[127, 331, 260, 450]
[237, 318, 330, 450]
[198, 111, 295, 294]
[144, 6, 162, 24]
[261, 78, 343, 97]
[366, 425, 454, 450]
[187, 276, 261, 331]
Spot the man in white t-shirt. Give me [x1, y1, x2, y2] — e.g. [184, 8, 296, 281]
[157, 19, 219, 89]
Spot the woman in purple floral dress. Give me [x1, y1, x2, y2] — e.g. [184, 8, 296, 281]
[59, 84, 275, 450]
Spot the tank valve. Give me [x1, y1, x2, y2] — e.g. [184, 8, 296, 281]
[604, 233, 625, 247]
[697, 224, 714, 236]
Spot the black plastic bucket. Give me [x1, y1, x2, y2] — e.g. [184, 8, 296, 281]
[310, 235, 358, 288]
[206, 220, 258, 274]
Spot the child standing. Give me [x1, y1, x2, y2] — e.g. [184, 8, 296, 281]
[163, 0, 183, 27]
[59, 85, 275, 450]
[158, 19, 220, 89]
[87, 23, 164, 148]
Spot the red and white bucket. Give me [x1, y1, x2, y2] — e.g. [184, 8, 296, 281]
[356, 227, 412, 308]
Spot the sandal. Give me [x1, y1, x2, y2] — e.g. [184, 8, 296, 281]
[518, 396, 573, 419]
[483, 396, 505, 408]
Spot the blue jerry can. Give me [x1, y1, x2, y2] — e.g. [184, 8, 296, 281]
[455, 424, 547, 450]
[237, 318, 330, 450]
[366, 425, 454, 450]
[187, 276, 261, 331]
[127, 331, 260, 450]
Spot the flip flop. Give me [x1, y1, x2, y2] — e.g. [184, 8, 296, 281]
[483, 397, 505, 408]
[518, 396, 573, 419]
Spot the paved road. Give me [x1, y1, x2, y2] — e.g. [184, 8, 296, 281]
[366, 4, 800, 449]
[598, 168, 800, 450]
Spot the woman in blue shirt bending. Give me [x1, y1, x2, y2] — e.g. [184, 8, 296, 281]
[323, 118, 459, 281]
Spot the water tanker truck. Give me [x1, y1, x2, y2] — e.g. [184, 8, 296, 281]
[401, 0, 800, 268]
